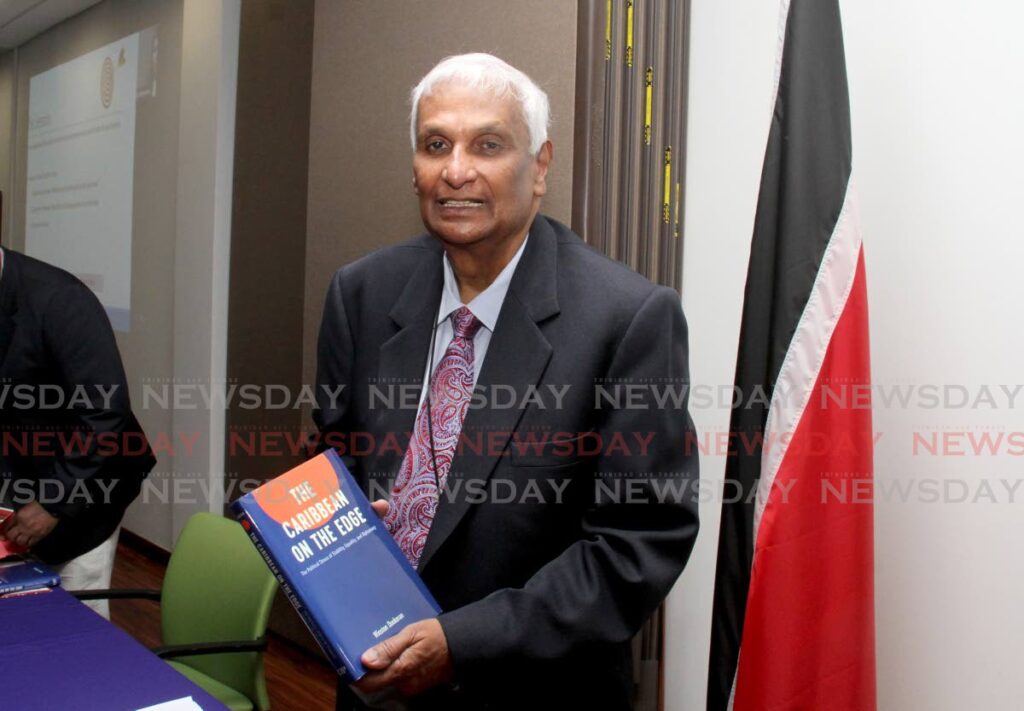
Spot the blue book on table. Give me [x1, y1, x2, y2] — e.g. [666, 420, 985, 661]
[231, 449, 441, 680]
[0, 557, 61, 595]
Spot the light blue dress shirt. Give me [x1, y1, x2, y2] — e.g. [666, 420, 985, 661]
[418, 234, 529, 406]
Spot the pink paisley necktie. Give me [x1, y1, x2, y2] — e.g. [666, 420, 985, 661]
[384, 306, 482, 568]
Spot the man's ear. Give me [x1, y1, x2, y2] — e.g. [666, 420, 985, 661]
[533, 141, 553, 198]
[412, 174, 419, 194]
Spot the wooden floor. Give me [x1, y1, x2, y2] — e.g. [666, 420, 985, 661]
[110, 539, 338, 710]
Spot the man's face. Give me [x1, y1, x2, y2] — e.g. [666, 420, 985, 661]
[413, 83, 551, 251]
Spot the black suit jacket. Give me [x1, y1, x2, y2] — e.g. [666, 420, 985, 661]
[316, 216, 699, 709]
[0, 249, 154, 563]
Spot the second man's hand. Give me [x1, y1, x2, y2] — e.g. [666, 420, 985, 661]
[0, 501, 58, 549]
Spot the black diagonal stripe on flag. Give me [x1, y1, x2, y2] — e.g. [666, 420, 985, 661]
[708, 0, 875, 709]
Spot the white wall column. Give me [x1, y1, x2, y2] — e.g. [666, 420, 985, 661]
[170, 0, 240, 541]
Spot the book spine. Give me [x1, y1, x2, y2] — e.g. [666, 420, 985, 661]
[0, 581, 54, 595]
[0, 575, 59, 596]
[232, 506, 357, 679]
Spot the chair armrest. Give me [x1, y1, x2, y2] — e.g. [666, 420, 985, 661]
[154, 637, 269, 659]
[71, 588, 162, 602]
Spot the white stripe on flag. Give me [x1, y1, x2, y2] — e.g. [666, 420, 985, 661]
[753, 178, 865, 543]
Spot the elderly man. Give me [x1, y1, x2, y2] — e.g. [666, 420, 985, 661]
[315, 53, 699, 709]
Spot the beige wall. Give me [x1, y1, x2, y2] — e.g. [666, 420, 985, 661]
[303, 0, 579, 385]
[226, 0, 316, 651]
[226, 0, 314, 497]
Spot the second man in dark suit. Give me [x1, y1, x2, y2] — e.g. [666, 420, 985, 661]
[0, 247, 155, 616]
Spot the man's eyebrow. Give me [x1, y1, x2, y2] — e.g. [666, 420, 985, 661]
[417, 122, 510, 137]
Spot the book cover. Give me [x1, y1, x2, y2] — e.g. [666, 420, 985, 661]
[0, 557, 61, 596]
[231, 449, 441, 680]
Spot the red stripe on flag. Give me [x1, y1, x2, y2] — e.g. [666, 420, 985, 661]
[734, 248, 875, 710]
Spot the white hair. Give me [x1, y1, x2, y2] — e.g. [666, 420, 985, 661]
[409, 53, 551, 155]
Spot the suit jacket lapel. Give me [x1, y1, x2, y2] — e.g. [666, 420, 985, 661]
[419, 216, 561, 571]
[373, 239, 444, 475]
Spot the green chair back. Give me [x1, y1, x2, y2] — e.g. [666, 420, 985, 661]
[161, 512, 278, 710]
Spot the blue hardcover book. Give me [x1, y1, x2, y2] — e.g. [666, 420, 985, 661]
[231, 449, 441, 680]
[0, 557, 61, 595]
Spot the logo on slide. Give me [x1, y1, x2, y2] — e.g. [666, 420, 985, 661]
[100, 57, 114, 108]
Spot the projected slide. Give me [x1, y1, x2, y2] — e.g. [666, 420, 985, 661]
[26, 33, 141, 332]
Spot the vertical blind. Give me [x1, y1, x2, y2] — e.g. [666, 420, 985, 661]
[572, 2, 692, 708]
[573, 0, 689, 293]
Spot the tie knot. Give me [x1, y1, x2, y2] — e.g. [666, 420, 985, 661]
[450, 306, 481, 340]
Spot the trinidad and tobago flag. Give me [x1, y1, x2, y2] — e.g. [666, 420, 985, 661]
[707, 1, 876, 710]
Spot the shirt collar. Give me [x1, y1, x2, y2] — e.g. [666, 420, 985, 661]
[437, 233, 529, 332]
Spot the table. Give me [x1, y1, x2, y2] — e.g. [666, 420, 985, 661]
[0, 587, 229, 710]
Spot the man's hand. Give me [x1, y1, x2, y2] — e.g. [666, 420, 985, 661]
[355, 498, 454, 698]
[0, 502, 59, 549]
[354, 618, 454, 698]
